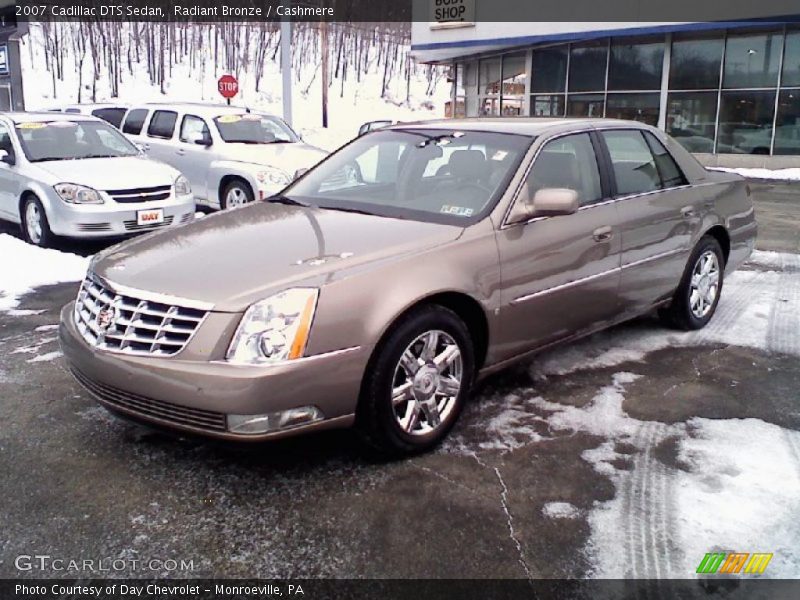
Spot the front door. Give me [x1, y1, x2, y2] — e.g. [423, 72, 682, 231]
[495, 131, 622, 361]
[176, 114, 214, 202]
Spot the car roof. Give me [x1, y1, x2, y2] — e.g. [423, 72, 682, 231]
[0, 111, 101, 123]
[385, 117, 651, 136]
[62, 103, 128, 109]
[129, 102, 277, 118]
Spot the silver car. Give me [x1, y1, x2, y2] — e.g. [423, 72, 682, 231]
[120, 103, 328, 210]
[0, 112, 196, 247]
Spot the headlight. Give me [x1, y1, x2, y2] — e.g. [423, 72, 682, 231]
[54, 183, 103, 204]
[175, 175, 191, 196]
[226, 288, 318, 365]
[256, 167, 290, 187]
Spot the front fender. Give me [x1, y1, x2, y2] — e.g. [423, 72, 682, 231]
[207, 161, 260, 201]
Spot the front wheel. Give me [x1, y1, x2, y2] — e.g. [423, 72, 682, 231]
[220, 179, 254, 209]
[659, 235, 724, 330]
[356, 305, 475, 456]
[21, 196, 54, 248]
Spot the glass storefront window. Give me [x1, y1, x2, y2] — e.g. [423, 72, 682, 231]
[501, 53, 527, 116]
[478, 57, 502, 116]
[569, 41, 608, 92]
[774, 89, 800, 155]
[717, 90, 776, 154]
[666, 92, 718, 153]
[532, 46, 568, 93]
[723, 31, 783, 89]
[531, 94, 565, 116]
[608, 38, 664, 90]
[782, 30, 800, 87]
[449, 64, 466, 118]
[669, 35, 724, 90]
[464, 62, 479, 117]
[567, 94, 605, 117]
[606, 93, 660, 126]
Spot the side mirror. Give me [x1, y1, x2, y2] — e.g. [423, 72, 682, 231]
[196, 133, 213, 146]
[135, 143, 147, 155]
[530, 188, 579, 216]
[0, 149, 15, 166]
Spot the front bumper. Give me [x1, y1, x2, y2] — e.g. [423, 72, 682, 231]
[47, 195, 196, 238]
[59, 302, 367, 441]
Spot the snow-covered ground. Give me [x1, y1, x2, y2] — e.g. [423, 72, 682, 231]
[19, 25, 450, 152]
[708, 167, 800, 182]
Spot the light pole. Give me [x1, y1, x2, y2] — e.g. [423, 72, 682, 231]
[280, 11, 293, 127]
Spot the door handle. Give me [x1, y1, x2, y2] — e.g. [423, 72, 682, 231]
[176, 149, 186, 156]
[592, 225, 613, 242]
[681, 206, 696, 219]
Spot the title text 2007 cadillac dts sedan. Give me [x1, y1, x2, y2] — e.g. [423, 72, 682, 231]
[60, 118, 757, 455]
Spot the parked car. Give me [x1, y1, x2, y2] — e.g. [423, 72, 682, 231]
[60, 118, 757, 455]
[0, 112, 195, 247]
[50, 103, 130, 129]
[119, 102, 327, 210]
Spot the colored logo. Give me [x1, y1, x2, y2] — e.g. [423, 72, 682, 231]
[696, 552, 772, 575]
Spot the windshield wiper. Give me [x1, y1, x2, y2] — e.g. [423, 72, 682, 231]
[318, 205, 377, 217]
[30, 156, 72, 162]
[79, 154, 121, 159]
[268, 194, 311, 207]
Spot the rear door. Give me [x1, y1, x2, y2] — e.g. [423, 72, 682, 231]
[599, 128, 698, 315]
[144, 110, 179, 166]
[495, 131, 622, 360]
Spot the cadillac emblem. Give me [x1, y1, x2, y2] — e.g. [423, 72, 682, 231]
[95, 305, 117, 332]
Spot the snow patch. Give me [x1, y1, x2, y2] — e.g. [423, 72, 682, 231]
[34, 324, 60, 332]
[0, 234, 89, 312]
[542, 502, 581, 520]
[709, 167, 800, 181]
[27, 351, 63, 363]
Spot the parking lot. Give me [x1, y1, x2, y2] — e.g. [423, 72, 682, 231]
[1, 181, 799, 579]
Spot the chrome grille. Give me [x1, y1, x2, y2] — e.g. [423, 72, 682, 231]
[71, 368, 227, 432]
[74, 275, 207, 356]
[123, 216, 174, 231]
[107, 185, 172, 203]
[78, 223, 112, 232]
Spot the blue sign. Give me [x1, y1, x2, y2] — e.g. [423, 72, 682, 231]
[0, 45, 7, 76]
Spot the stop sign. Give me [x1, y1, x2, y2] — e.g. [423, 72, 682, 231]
[218, 74, 238, 99]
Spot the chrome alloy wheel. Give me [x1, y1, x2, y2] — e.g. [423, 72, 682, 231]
[226, 186, 249, 208]
[25, 202, 43, 244]
[391, 330, 463, 436]
[689, 250, 720, 319]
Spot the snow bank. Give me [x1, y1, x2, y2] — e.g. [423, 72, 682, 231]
[708, 167, 800, 182]
[0, 234, 90, 312]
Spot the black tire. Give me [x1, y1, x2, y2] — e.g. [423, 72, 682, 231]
[659, 235, 725, 331]
[20, 195, 54, 248]
[356, 305, 475, 456]
[220, 179, 254, 210]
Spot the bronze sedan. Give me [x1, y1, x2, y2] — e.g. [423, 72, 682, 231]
[60, 118, 757, 455]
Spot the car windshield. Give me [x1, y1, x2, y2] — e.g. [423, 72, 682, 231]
[282, 128, 533, 225]
[15, 119, 139, 162]
[213, 113, 298, 144]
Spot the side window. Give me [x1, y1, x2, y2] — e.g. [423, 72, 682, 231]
[91, 108, 126, 129]
[147, 110, 178, 139]
[643, 131, 687, 189]
[0, 123, 13, 157]
[122, 109, 148, 135]
[525, 133, 603, 206]
[602, 130, 661, 196]
[179, 114, 210, 143]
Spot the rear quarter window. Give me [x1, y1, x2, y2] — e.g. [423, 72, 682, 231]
[91, 107, 126, 129]
[122, 109, 148, 135]
[147, 110, 178, 139]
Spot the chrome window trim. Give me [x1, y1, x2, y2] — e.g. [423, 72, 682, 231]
[92, 273, 215, 312]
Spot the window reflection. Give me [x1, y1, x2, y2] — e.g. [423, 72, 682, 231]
[666, 92, 718, 153]
[531, 94, 565, 117]
[723, 31, 783, 89]
[782, 30, 800, 87]
[532, 46, 568, 93]
[669, 36, 723, 90]
[606, 93, 660, 126]
[478, 57, 502, 116]
[717, 90, 776, 154]
[501, 54, 526, 116]
[608, 38, 664, 90]
[774, 90, 800, 155]
[569, 41, 608, 92]
[567, 94, 605, 117]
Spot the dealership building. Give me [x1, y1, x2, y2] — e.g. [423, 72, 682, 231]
[411, 18, 800, 167]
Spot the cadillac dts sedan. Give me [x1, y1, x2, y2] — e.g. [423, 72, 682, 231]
[60, 118, 757, 455]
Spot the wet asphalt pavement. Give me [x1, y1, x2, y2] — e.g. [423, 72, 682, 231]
[0, 183, 799, 580]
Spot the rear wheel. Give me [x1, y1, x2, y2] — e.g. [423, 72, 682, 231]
[21, 196, 54, 248]
[220, 179, 254, 209]
[356, 305, 474, 456]
[659, 235, 724, 330]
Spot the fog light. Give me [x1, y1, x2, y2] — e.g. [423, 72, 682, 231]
[227, 406, 324, 435]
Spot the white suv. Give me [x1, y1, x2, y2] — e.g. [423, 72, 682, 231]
[120, 103, 328, 210]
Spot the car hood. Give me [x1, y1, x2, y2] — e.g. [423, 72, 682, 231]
[92, 203, 463, 312]
[34, 156, 178, 189]
[221, 142, 327, 174]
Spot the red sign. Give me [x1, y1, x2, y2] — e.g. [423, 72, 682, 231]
[217, 74, 239, 99]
